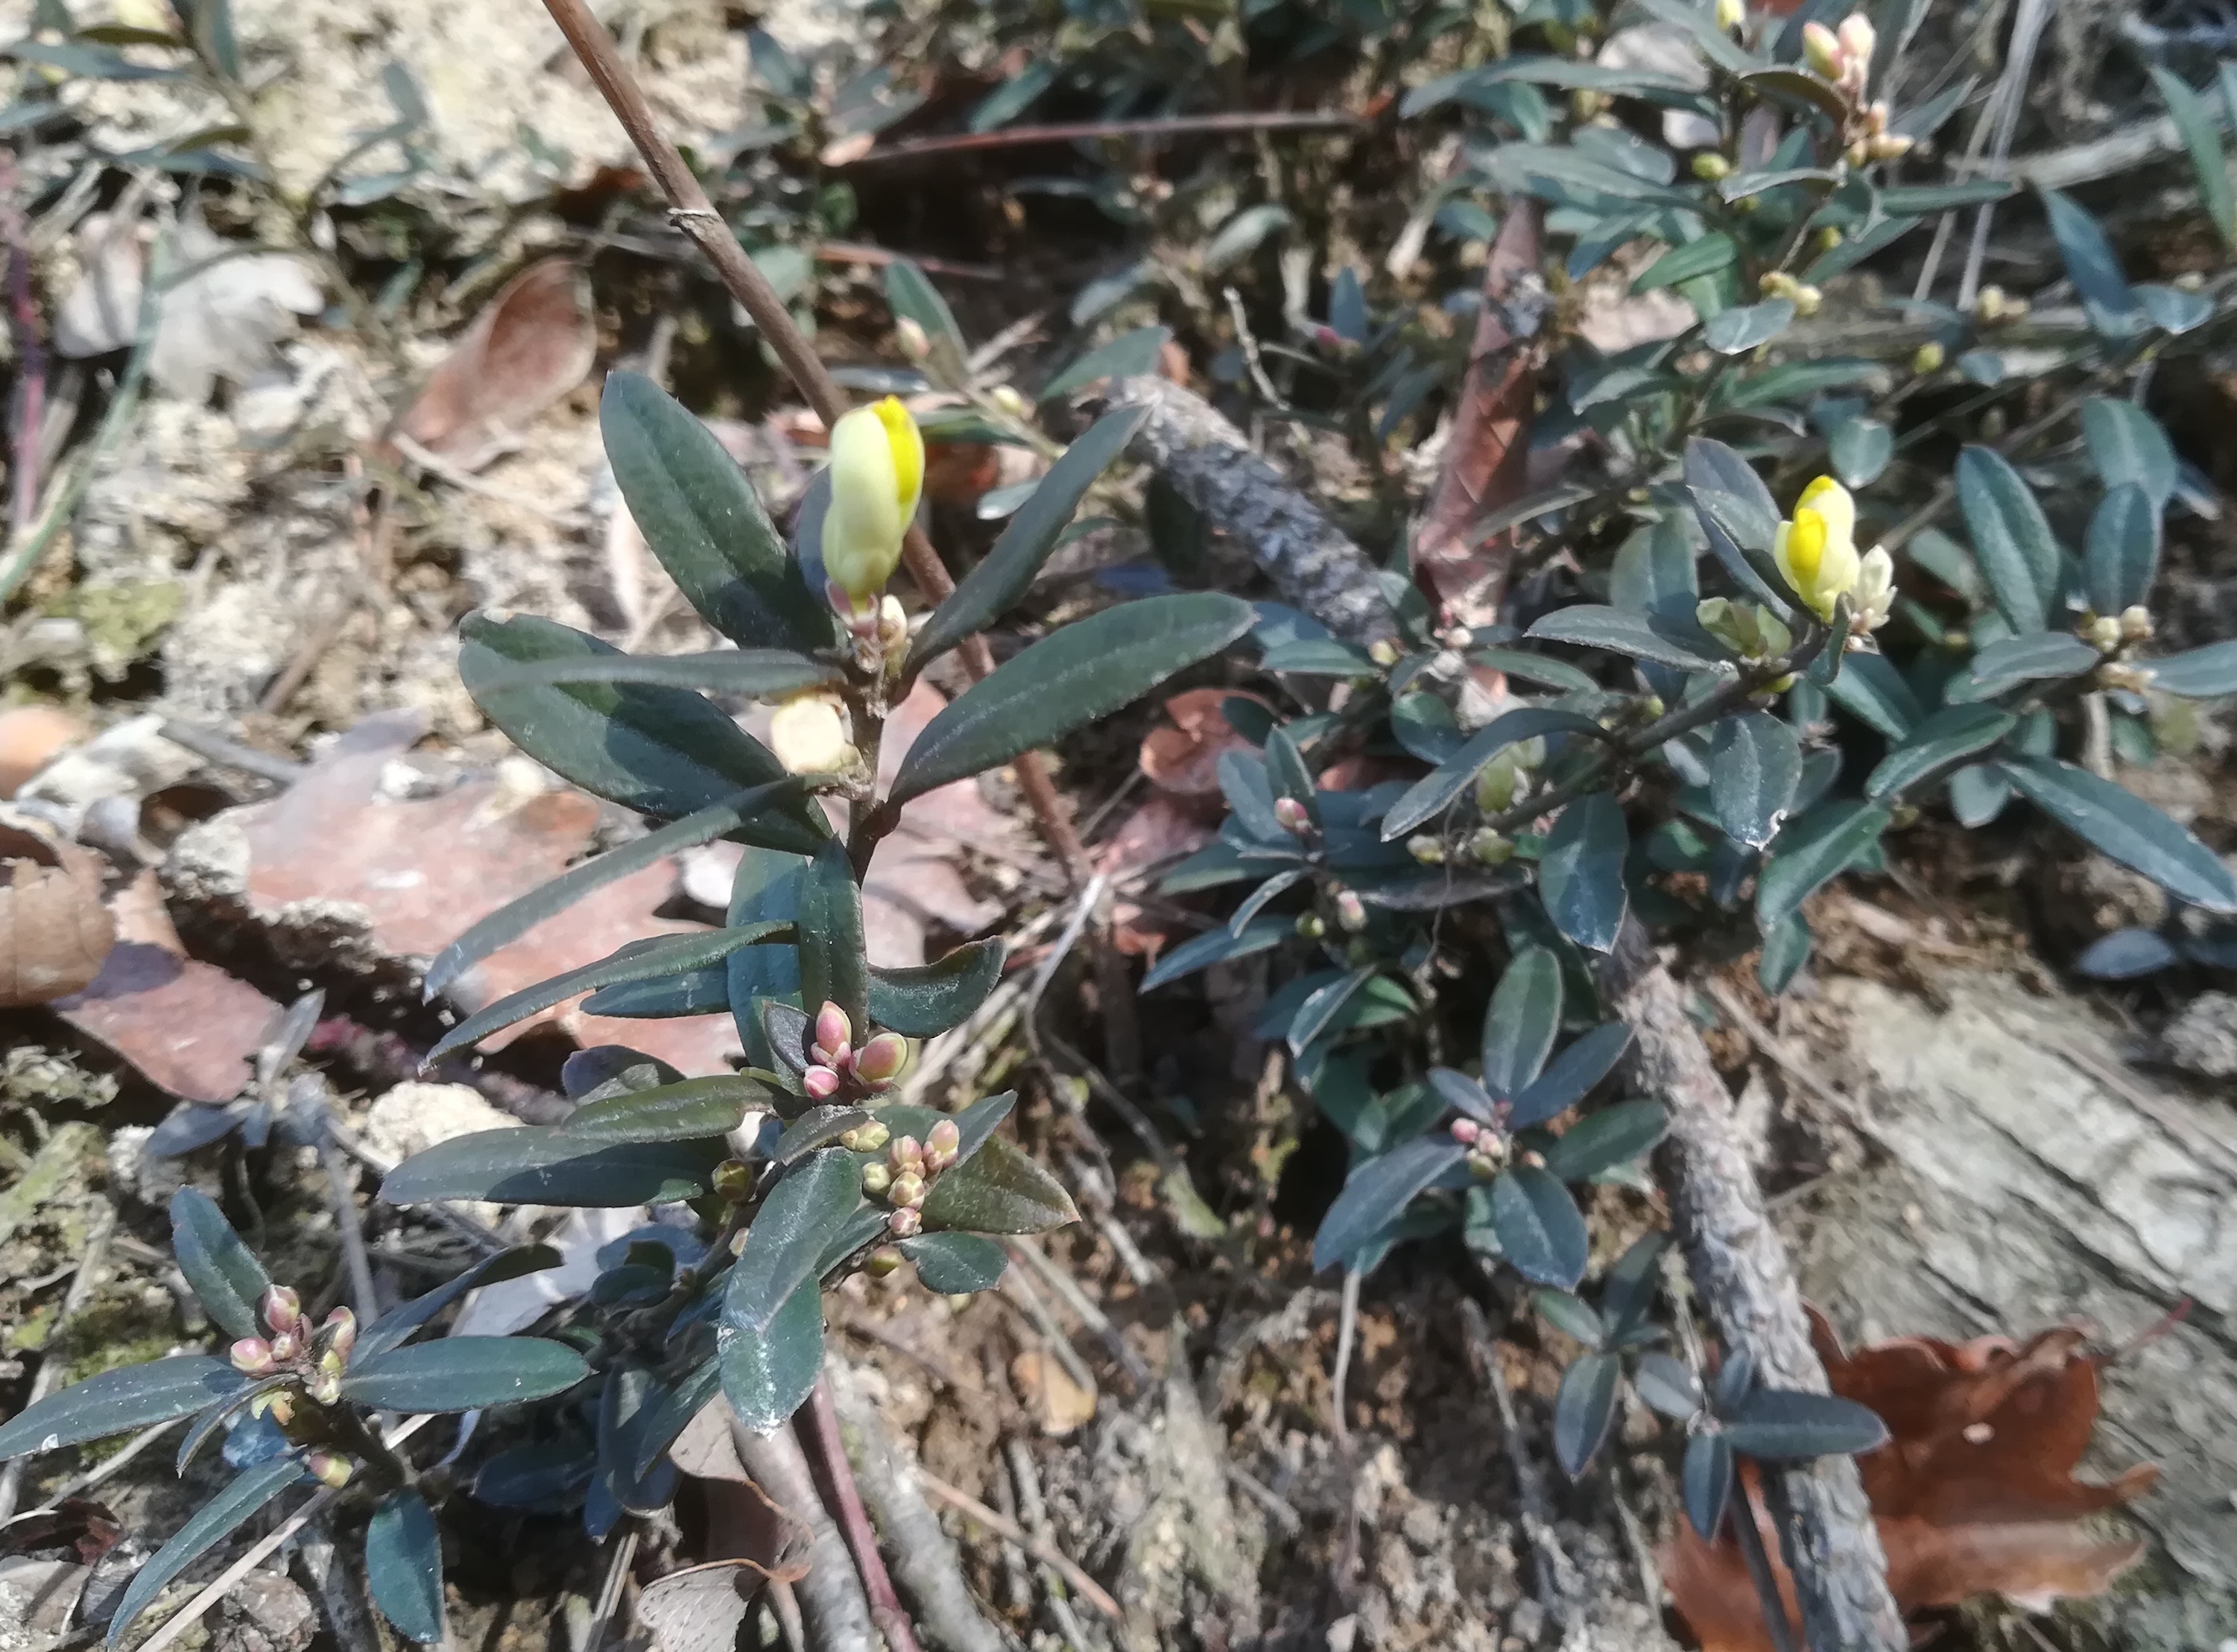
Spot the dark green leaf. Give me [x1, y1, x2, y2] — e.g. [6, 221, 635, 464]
[1949, 762, 2012, 827]
[1683, 1432, 1736, 1537]
[2075, 927, 2182, 979]
[1721, 1388, 1889, 1458]
[339, 1338, 589, 1412]
[969, 59, 1054, 131]
[1708, 712, 1803, 849]
[0, 1358, 249, 1460]
[428, 925, 788, 1063]
[2136, 282, 2212, 334]
[796, 838, 867, 1031]
[1635, 1350, 1702, 1420]
[168, 1189, 270, 1343]
[1481, 946, 1563, 1098]
[1140, 915, 1291, 991]
[883, 259, 969, 384]
[1738, 65, 1848, 122]
[580, 967, 730, 1018]
[1827, 417, 1893, 489]
[1632, 232, 1736, 293]
[1534, 1290, 1604, 1349]
[1967, 632, 2101, 694]
[630, 1356, 722, 1478]
[425, 782, 809, 1001]
[1508, 1024, 1633, 1127]
[1601, 1227, 1667, 1342]
[1540, 792, 1630, 954]
[105, 1458, 306, 1647]
[920, 1133, 1076, 1234]
[1288, 968, 1374, 1054]
[2082, 399, 2177, 506]
[718, 1277, 824, 1431]
[1701, 298, 1794, 354]
[1756, 800, 1891, 929]
[1379, 708, 1608, 841]
[1265, 725, 1318, 824]
[1311, 1137, 1465, 1273]
[1825, 651, 1922, 738]
[467, 649, 839, 699]
[1489, 1165, 1588, 1288]
[2002, 758, 2237, 911]
[907, 408, 1148, 673]
[1686, 438, 1791, 611]
[1218, 749, 1288, 842]
[600, 373, 830, 652]
[2, 39, 182, 77]
[358, 1246, 563, 1361]
[1610, 516, 1700, 622]
[1543, 1100, 1668, 1181]
[557, 1075, 772, 1145]
[2150, 641, 2237, 697]
[365, 1490, 444, 1642]
[1430, 1066, 1499, 1127]
[2039, 186, 2146, 337]
[1804, 215, 1923, 282]
[1866, 706, 2013, 803]
[866, 940, 1003, 1037]
[2085, 484, 2161, 616]
[773, 1105, 872, 1164]
[1526, 605, 1730, 671]
[1713, 358, 1889, 410]
[458, 612, 826, 849]
[1041, 326, 1171, 402]
[1552, 1352, 1620, 1477]
[379, 1129, 724, 1207]
[723, 1149, 862, 1335]
[889, 594, 1256, 807]
[898, 1232, 1007, 1293]
[1878, 181, 2013, 212]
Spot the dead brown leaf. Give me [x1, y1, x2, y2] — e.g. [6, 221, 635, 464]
[51, 870, 276, 1101]
[1138, 688, 1267, 813]
[0, 707, 89, 799]
[1011, 1349, 1097, 1437]
[1661, 1310, 2157, 1650]
[393, 258, 595, 471]
[0, 818, 116, 1007]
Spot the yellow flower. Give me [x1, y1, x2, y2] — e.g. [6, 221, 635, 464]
[769, 694, 856, 775]
[1716, 0, 1744, 30]
[822, 396, 924, 613]
[1774, 476, 1862, 622]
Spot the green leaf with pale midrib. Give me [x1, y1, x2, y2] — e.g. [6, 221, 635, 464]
[366, 1490, 445, 1642]
[888, 594, 1257, 807]
[379, 1129, 726, 1207]
[0, 1357, 249, 1461]
[723, 1148, 863, 1335]
[468, 649, 841, 698]
[339, 1337, 589, 1412]
[106, 1458, 308, 1647]
[170, 1187, 270, 1344]
[2001, 757, 2237, 911]
[557, 1075, 777, 1145]
[868, 940, 1005, 1036]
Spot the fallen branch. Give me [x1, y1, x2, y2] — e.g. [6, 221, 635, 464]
[847, 110, 1362, 167]
[798, 1379, 923, 1652]
[1106, 375, 1398, 645]
[730, 1415, 878, 1652]
[1604, 922, 1906, 1652]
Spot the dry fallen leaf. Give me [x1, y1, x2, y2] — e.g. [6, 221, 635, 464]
[393, 258, 596, 471]
[0, 818, 116, 1007]
[51, 870, 276, 1101]
[0, 707, 90, 800]
[1012, 1349, 1097, 1437]
[1662, 1310, 2157, 1651]
[1138, 688, 1268, 813]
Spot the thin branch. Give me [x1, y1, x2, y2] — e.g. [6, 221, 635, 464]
[917, 1467, 1125, 1621]
[848, 109, 1361, 166]
[799, 1379, 923, 1652]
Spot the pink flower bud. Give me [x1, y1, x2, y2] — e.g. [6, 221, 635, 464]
[306, 1452, 355, 1489]
[814, 1002, 852, 1066]
[887, 1206, 923, 1238]
[268, 1332, 300, 1363]
[1273, 796, 1311, 835]
[889, 1171, 926, 1209]
[321, 1306, 356, 1361]
[890, 1135, 924, 1171]
[261, 1285, 303, 1335]
[230, 1337, 275, 1375]
[1802, 19, 1841, 77]
[803, 1064, 843, 1100]
[855, 1033, 910, 1087]
[1450, 1118, 1481, 1145]
[925, 1118, 961, 1169]
[1335, 890, 1367, 933]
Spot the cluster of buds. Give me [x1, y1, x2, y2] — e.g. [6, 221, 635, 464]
[860, 1118, 961, 1238]
[802, 1002, 912, 1101]
[1758, 270, 1824, 318]
[230, 1286, 357, 1411]
[1975, 285, 2031, 324]
[1802, 15, 1913, 165]
[1449, 1117, 1510, 1180]
[2081, 605, 2154, 654]
[1474, 737, 1546, 818]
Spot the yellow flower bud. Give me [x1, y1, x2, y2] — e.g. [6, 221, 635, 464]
[1803, 20, 1842, 77]
[1691, 153, 1733, 182]
[1912, 341, 1945, 375]
[2083, 614, 2122, 653]
[2119, 604, 2153, 642]
[1774, 477, 1862, 622]
[1850, 546, 1895, 633]
[822, 396, 924, 611]
[1814, 226, 1844, 253]
[1716, 0, 1744, 30]
[1792, 284, 1823, 317]
[769, 694, 855, 776]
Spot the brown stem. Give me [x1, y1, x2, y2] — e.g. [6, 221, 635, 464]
[848, 109, 1362, 166]
[798, 1377, 923, 1652]
[3, 159, 48, 544]
[535, 0, 1087, 884]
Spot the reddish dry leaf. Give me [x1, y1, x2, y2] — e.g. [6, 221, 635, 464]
[1660, 1311, 2157, 1651]
[0, 820, 116, 1007]
[1139, 688, 1268, 811]
[0, 707, 89, 799]
[1413, 200, 1544, 630]
[1092, 794, 1215, 960]
[218, 712, 736, 1075]
[393, 258, 595, 471]
[52, 870, 276, 1101]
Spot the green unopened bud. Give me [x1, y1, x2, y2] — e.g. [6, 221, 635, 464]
[320, 1307, 356, 1362]
[1716, 0, 1744, 28]
[1466, 829, 1515, 866]
[1802, 19, 1841, 77]
[713, 1158, 753, 1200]
[1759, 270, 1799, 301]
[861, 1162, 893, 1196]
[894, 317, 931, 361]
[1407, 835, 1446, 865]
[1792, 284, 1823, 317]
[1295, 913, 1326, 939]
[1367, 638, 1401, 668]
[1912, 341, 1945, 375]
[1475, 753, 1521, 814]
[990, 384, 1030, 419]
[1691, 152, 1732, 182]
[890, 1171, 926, 1208]
[2097, 662, 2153, 694]
[852, 1120, 890, 1154]
[1888, 805, 1920, 829]
[1814, 227, 1844, 254]
[307, 1372, 342, 1407]
[1697, 596, 1760, 656]
[865, 1247, 904, 1279]
[925, 1118, 962, 1171]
